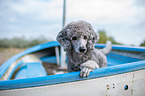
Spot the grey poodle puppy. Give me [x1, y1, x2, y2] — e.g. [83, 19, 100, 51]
[57, 20, 112, 78]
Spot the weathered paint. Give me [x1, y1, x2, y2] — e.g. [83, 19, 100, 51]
[0, 69, 145, 96]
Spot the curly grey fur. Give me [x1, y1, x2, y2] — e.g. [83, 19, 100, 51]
[57, 20, 112, 78]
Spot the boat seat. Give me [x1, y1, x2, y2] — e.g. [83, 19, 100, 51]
[15, 62, 47, 79]
[15, 55, 47, 79]
[40, 56, 60, 64]
[40, 56, 68, 64]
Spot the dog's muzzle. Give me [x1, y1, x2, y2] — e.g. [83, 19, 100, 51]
[79, 47, 87, 53]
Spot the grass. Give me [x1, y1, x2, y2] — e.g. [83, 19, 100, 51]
[0, 48, 26, 66]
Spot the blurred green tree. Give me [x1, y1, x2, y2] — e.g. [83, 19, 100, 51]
[98, 30, 121, 45]
[98, 30, 108, 43]
[140, 40, 145, 47]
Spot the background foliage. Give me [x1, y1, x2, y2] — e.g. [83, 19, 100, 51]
[0, 36, 49, 48]
[98, 30, 121, 45]
[0, 31, 144, 48]
[140, 40, 145, 47]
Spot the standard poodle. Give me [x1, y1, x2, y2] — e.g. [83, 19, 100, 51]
[57, 20, 112, 78]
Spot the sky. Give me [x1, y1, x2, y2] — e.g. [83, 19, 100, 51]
[0, 0, 145, 46]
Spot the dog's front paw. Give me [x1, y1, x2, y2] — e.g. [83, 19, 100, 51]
[80, 67, 92, 78]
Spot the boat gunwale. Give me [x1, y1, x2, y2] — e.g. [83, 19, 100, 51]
[0, 60, 145, 90]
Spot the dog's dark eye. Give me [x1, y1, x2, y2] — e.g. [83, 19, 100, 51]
[84, 36, 87, 39]
[72, 37, 77, 40]
[89, 27, 91, 30]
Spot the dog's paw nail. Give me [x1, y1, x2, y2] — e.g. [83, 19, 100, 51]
[83, 74, 86, 78]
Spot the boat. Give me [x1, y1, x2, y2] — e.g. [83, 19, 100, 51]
[0, 41, 145, 96]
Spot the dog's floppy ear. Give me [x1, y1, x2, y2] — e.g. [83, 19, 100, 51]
[93, 33, 99, 44]
[56, 28, 71, 51]
[88, 32, 99, 50]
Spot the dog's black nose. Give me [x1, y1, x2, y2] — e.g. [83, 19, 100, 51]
[79, 47, 87, 53]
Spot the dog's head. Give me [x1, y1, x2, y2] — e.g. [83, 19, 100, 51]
[56, 20, 99, 53]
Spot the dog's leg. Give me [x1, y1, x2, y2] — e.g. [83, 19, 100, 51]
[67, 63, 74, 72]
[80, 60, 99, 78]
